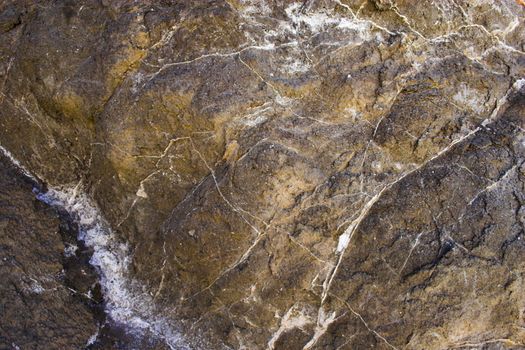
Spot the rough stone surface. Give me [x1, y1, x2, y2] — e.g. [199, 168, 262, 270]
[0, 155, 98, 349]
[0, 0, 524, 349]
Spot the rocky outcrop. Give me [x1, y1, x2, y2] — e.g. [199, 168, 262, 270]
[0, 0, 524, 349]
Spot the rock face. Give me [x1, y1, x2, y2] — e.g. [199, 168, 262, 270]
[0, 0, 524, 349]
[0, 155, 99, 349]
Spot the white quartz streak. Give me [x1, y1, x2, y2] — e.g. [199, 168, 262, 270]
[284, 3, 371, 35]
[0, 145, 188, 350]
[0, 145, 37, 181]
[37, 187, 189, 349]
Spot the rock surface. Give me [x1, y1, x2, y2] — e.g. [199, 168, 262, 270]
[0, 155, 99, 349]
[0, 0, 524, 349]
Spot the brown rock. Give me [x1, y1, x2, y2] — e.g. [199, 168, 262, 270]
[0, 0, 524, 349]
[0, 156, 98, 349]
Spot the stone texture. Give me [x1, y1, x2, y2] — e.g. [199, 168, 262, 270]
[0, 155, 98, 349]
[0, 0, 524, 349]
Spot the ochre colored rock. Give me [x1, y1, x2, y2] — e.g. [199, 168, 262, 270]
[0, 0, 524, 349]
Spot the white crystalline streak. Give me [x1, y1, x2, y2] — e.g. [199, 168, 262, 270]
[64, 243, 78, 257]
[284, 3, 371, 38]
[303, 308, 337, 349]
[36, 187, 189, 349]
[238, 0, 272, 15]
[85, 329, 99, 347]
[267, 306, 313, 349]
[265, 3, 374, 76]
[244, 114, 268, 127]
[282, 58, 310, 74]
[336, 224, 353, 253]
[29, 278, 45, 294]
[0, 145, 37, 181]
[453, 84, 486, 114]
[241, 102, 272, 127]
[513, 78, 525, 91]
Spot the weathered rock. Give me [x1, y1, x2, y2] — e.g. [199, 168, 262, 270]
[0, 0, 524, 349]
[0, 155, 98, 349]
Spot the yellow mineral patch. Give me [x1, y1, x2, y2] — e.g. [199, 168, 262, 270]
[223, 140, 239, 163]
